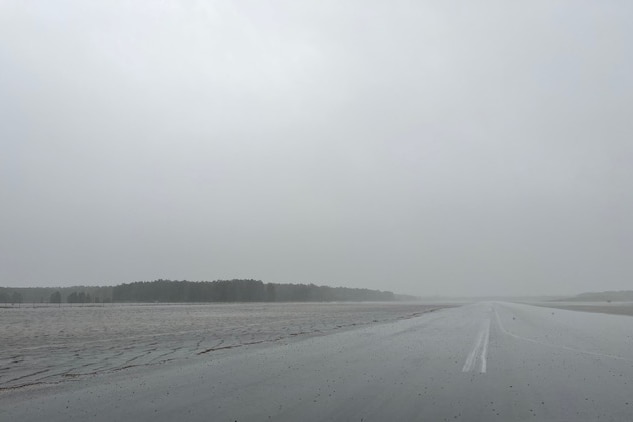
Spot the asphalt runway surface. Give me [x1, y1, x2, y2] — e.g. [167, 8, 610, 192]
[2, 302, 632, 421]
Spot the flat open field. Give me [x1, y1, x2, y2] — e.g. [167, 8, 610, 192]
[531, 301, 633, 317]
[1, 302, 441, 390]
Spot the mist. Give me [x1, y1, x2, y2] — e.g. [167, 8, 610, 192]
[1, 1, 632, 296]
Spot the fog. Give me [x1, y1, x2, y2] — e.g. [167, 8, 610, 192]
[1, 1, 631, 296]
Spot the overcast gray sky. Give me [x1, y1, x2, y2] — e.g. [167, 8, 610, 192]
[1, 1, 631, 296]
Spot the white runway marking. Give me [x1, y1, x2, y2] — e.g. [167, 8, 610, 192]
[480, 317, 490, 373]
[462, 317, 491, 373]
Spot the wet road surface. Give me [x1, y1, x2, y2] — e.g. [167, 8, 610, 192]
[2, 302, 633, 421]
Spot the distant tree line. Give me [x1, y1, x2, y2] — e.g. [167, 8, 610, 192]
[0, 291, 23, 305]
[113, 279, 395, 302]
[66, 291, 110, 303]
[0, 286, 113, 305]
[1, 280, 395, 304]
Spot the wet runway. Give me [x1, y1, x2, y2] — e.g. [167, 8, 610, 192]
[3, 302, 633, 421]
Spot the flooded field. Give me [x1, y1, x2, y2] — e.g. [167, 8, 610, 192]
[1, 302, 440, 390]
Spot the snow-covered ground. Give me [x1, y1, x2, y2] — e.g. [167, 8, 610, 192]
[0, 302, 440, 390]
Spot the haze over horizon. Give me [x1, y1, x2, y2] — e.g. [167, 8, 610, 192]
[2, 1, 632, 297]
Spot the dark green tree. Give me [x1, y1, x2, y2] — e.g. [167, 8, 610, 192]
[11, 291, 23, 306]
[67, 291, 78, 303]
[50, 291, 62, 304]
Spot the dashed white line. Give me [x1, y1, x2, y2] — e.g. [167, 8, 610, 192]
[462, 318, 491, 373]
[480, 318, 490, 373]
[461, 327, 484, 372]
